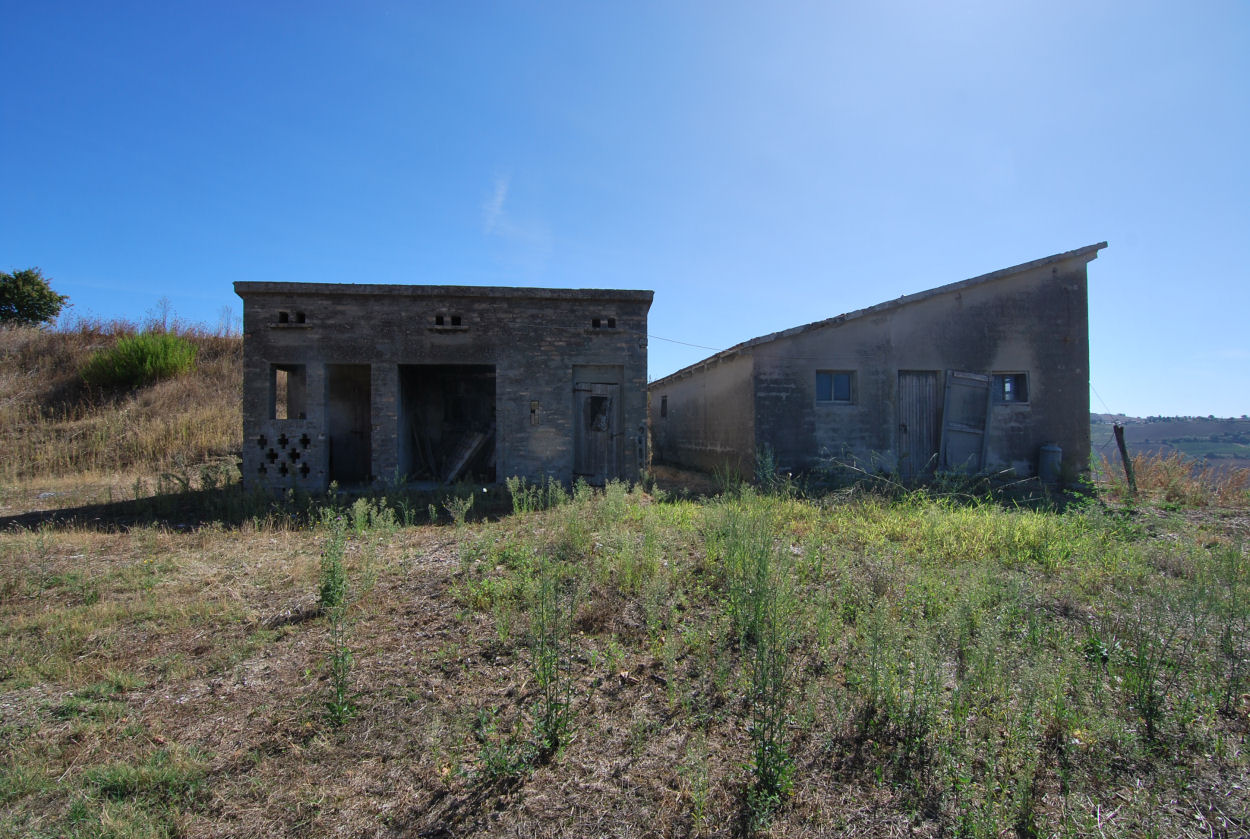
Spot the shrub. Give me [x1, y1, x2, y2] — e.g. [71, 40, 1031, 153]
[80, 331, 198, 389]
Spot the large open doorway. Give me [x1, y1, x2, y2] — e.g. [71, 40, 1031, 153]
[327, 364, 372, 485]
[398, 365, 496, 483]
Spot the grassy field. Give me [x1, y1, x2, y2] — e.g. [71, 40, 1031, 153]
[1, 326, 1248, 837]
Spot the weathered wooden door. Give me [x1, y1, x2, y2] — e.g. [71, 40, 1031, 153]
[574, 382, 620, 485]
[898, 371, 941, 478]
[939, 371, 992, 473]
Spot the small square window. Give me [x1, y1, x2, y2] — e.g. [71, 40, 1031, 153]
[435, 314, 445, 326]
[451, 315, 462, 326]
[993, 373, 1029, 403]
[815, 371, 854, 403]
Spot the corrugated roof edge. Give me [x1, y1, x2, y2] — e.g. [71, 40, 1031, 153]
[233, 282, 653, 304]
[649, 241, 1107, 389]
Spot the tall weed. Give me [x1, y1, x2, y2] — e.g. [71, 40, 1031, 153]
[530, 554, 578, 758]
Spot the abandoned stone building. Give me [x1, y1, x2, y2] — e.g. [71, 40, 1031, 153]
[234, 282, 652, 492]
[649, 243, 1106, 482]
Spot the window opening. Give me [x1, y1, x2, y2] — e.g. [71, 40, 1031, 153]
[660, 395, 668, 418]
[586, 396, 611, 431]
[607, 317, 616, 328]
[992, 373, 1029, 403]
[530, 401, 540, 426]
[451, 315, 462, 326]
[271, 365, 307, 420]
[815, 371, 854, 403]
[294, 311, 306, 324]
[435, 314, 445, 326]
[278, 311, 290, 324]
[592, 318, 602, 329]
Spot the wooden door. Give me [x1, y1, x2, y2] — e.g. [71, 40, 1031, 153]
[898, 371, 941, 478]
[574, 382, 620, 484]
[939, 371, 992, 472]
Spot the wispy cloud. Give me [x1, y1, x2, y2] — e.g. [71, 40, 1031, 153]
[482, 175, 510, 234]
[479, 174, 553, 273]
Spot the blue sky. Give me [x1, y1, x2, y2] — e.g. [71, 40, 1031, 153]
[3, 1, 1247, 417]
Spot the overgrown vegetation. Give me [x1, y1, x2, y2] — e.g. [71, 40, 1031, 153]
[80, 331, 199, 390]
[1099, 449, 1250, 507]
[1, 331, 1247, 836]
[0, 319, 240, 481]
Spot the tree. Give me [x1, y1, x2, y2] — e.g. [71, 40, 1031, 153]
[0, 268, 69, 326]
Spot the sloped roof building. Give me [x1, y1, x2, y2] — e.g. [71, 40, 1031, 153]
[649, 243, 1106, 482]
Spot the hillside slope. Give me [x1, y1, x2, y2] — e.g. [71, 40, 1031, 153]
[0, 325, 241, 483]
[1092, 416, 1250, 470]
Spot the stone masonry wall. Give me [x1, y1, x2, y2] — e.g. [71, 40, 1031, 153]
[237, 284, 652, 492]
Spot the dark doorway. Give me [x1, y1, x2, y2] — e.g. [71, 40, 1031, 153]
[398, 365, 496, 483]
[898, 370, 941, 478]
[574, 381, 621, 485]
[327, 365, 372, 485]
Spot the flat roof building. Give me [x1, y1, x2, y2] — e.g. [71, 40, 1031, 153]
[234, 282, 653, 491]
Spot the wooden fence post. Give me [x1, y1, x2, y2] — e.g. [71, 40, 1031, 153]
[1113, 423, 1137, 495]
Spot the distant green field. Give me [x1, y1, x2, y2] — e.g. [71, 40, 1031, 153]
[1091, 417, 1250, 467]
[1171, 440, 1250, 459]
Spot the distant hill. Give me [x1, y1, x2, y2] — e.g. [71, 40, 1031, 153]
[1091, 414, 1250, 470]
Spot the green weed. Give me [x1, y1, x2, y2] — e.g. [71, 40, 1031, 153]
[80, 332, 198, 390]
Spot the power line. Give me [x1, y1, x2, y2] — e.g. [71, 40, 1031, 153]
[648, 334, 727, 352]
[1090, 383, 1114, 415]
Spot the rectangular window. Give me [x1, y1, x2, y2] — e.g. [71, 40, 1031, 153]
[993, 373, 1029, 403]
[272, 364, 307, 419]
[660, 395, 668, 418]
[815, 371, 854, 403]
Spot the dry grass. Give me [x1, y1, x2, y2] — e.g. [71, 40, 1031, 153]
[0, 324, 241, 482]
[1, 330, 1248, 837]
[2, 486, 1247, 838]
[1098, 449, 1250, 507]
